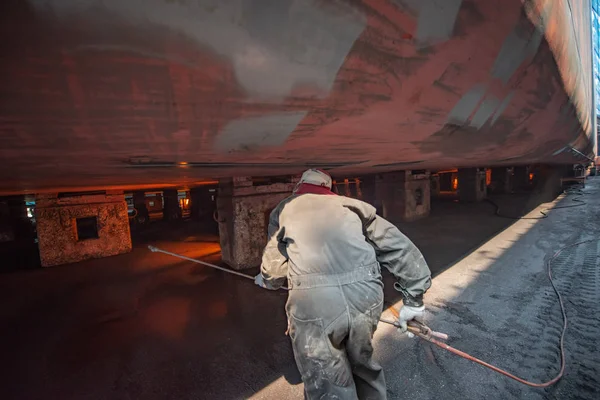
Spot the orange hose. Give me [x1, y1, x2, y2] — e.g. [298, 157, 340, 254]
[386, 305, 565, 388]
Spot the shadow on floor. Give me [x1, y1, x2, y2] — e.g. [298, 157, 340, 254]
[373, 179, 600, 400]
[381, 186, 570, 306]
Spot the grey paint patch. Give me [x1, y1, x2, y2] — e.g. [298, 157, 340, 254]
[471, 95, 500, 129]
[447, 84, 487, 125]
[29, 0, 366, 99]
[448, 88, 512, 130]
[491, 29, 542, 83]
[490, 2, 552, 83]
[393, 0, 462, 44]
[416, 0, 463, 44]
[490, 91, 515, 126]
[214, 111, 307, 153]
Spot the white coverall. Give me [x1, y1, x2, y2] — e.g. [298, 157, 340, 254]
[260, 188, 431, 400]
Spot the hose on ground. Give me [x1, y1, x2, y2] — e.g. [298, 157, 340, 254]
[385, 238, 599, 388]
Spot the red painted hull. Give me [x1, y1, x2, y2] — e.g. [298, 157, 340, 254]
[0, 0, 596, 194]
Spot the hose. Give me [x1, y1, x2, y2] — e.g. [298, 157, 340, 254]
[404, 183, 591, 387]
[148, 245, 257, 281]
[384, 238, 598, 388]
[148, 245, 289, 290]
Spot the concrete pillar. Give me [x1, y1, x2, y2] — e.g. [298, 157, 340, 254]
[513, 166, 530, 190]
[430, 174, 441, 197]
[190, 187, 215, 220]
[216, 177, 296, 270]
[7, 196, 27, 220]
[0, 199, 15, 243]
[458, 168, 487, 202]
[191, 186, 218, 233]
[375, 171, 430, 222]
[0, 196, 31, 242]
[162, 189, 181, 221]
[572, 164, 586, 178]
[0, 196, 39, 271]
[11, 195, 36, 244]
[35, 191, 132, 267]
[439, 172, 454, 192]
[332, 178, 365, 200]
[132, 191, 149, 224]
[490, 167, 512, 194]
[355, 175, 375, 204]
[339, 180, 352, 197]
[535, 165, 569, 201]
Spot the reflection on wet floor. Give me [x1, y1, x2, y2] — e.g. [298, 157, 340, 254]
[0, 233, 294, 399]
[0, 190, 562, 399]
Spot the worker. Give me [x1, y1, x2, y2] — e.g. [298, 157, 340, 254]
[254, 169, 432, 400]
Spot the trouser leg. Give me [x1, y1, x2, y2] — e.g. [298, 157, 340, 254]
[287, 288, 358, 400]
[347, 309, 387, 399]
[344, 283, 387, 400]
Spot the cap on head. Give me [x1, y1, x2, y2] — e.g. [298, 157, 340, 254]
[297, 169, 332, 189]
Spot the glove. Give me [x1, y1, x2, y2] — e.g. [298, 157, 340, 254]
[254, 274, 268, 289]
[254, 274, 279, 290]
[398, 305, 425, 335]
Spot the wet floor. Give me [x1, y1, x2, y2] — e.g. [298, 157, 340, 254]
[1, 184, 598, 399]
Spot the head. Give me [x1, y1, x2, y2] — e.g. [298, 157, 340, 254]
[293, 169, 332, 194]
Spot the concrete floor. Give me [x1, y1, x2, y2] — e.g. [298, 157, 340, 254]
[1, 181, 599, 399]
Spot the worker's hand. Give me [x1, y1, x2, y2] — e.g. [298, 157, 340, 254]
[254, 274, 268, 289]
[254, 274, 279, 290]
[398, 305, 425, 335]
